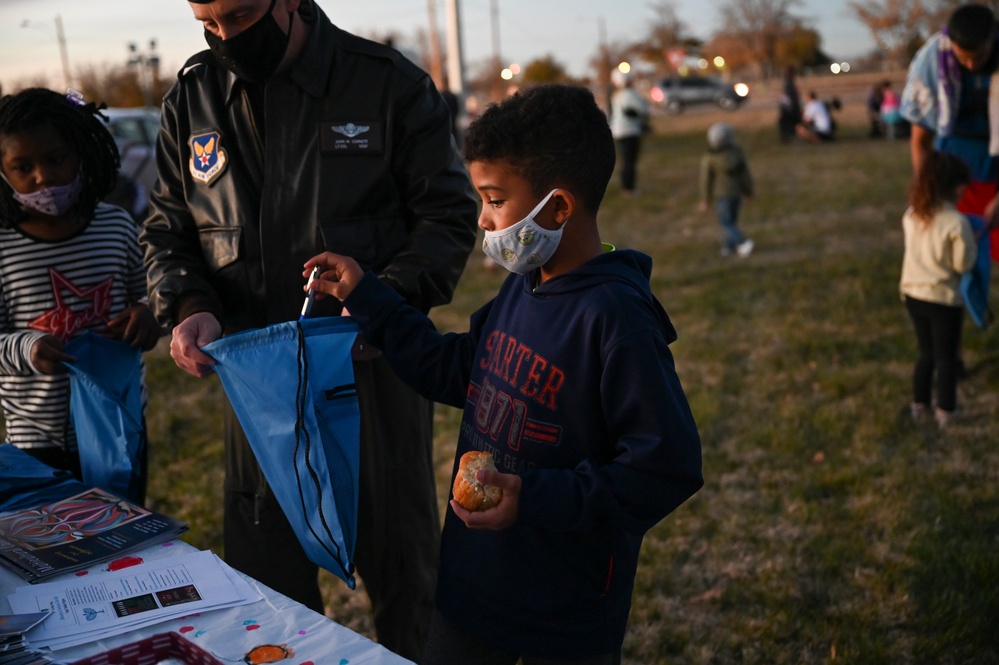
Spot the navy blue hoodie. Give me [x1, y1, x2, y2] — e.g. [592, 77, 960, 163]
[344, 248, 702, 659]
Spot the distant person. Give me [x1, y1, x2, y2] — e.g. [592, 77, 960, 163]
[0, 88, 159, 489]
[699, 122, 754, 257]
[867, 81, 886, 138]
[796, 91, 834, 143]
[880, 82, 902, 140]
[900, 150, 977, 429]
[900, 2, 999, 261]
[778, 66, 802, 143]
[608, 69, 649, 197]
[304, 83, 703, 665]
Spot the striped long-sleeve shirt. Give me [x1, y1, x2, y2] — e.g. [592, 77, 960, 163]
[0, 203, 147, 450]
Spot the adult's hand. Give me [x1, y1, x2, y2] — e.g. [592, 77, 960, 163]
[169, 311, 222, 378]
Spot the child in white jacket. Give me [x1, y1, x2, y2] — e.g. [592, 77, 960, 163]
[900, 150, 977, 429]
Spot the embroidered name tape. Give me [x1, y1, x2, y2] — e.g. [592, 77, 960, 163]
[189, 131, 228, 185]
[320, 121, 383, 154]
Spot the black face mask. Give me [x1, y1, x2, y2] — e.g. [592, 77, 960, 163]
[204, 0, 294, 83]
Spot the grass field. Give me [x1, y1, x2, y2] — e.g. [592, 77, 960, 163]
[142, 98, 999, 664]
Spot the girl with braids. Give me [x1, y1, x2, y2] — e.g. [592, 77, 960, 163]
[0, 88, 160, 487]
[900, 150, 977, 429]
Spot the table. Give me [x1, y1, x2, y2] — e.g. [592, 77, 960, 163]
[0, 443, 412, 664]
[0, 533, 412, 665]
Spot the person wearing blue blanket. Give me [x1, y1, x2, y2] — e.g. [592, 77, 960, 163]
[305, 84, 703, 664]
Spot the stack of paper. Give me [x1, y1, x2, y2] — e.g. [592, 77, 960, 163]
[0, 489, 187, 584]
[7, 550, 261, 651]
[0, 612, 51, 665]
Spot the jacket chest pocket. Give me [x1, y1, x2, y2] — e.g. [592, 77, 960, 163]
[198, 227, 242, 272]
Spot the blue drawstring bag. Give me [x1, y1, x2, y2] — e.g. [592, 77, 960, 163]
[961, 214, 993, 329]
[0, 443, 84, 512]
[64, 332, 146, 504]
[202, 316, 361, 589]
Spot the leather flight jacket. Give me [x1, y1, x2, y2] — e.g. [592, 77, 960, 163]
[141, 6, 478, 333]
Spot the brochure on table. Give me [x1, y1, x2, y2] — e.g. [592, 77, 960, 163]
[7, 550, 260, 651]
[0, 488, 187, 583]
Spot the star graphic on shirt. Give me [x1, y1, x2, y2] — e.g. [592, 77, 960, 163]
[199, 154, 210, 167]
[29, 269, 115, 343]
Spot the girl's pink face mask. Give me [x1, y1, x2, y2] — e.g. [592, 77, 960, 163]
[2, 169, 83, 217]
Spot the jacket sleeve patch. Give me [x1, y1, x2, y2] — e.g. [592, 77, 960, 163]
[189, 131, 229, 185]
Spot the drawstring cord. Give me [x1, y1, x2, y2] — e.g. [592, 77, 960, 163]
[292, 322, 350, 580]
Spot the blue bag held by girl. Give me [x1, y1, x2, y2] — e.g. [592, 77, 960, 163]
[64, 331, 146, 504]
[961, 214, 993, 329]
[0, 442, 84, 512]
[202, 316, 361, 589]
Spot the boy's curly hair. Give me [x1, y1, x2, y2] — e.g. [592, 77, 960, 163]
[463, 84, 615, 213]
[0, 88, 120, 229]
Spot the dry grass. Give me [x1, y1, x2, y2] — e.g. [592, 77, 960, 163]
[142, 90, 999, 664]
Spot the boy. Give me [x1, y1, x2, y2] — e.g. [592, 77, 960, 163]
[698, 122, 755, 257]
[304, 84, 702, 663]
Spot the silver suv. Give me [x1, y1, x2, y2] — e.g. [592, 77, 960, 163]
[651, 76, 749, 114]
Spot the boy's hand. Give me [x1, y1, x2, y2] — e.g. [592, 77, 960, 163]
[107, 304, 162, 351]
[697, 201, 709, 213]
[303, 253, 364, 302]
[30, 335, 75, 375]
[449, 470, 521, 531]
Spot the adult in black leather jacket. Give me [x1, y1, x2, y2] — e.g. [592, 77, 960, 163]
[141, 0, 478, 659]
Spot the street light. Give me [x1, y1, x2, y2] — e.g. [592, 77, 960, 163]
[20, 14, 72, 91]
[128, 39, 161, 107]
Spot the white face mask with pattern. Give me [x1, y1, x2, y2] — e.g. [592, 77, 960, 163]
[481, 189, 563, 274]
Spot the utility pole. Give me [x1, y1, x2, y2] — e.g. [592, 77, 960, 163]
[128, 39, 160, 108]
[444, 0, 466, 96]
[490, 0, 501, 67]
[489, 0, 504, 101]
[20, 15, 72, 91]
[427, 0, 444, 89]
[54, 15, 71, 91]
[598, 16, 612, 113]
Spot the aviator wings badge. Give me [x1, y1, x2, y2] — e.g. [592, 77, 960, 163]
[331, 123, 370, 138]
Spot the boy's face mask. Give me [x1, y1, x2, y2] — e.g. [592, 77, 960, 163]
[204, 0, 294, 83]
[4, 170, 83, 217]
[481, 189, 563, 274]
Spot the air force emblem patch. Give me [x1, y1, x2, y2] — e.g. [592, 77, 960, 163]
[189, 131, 228, 185]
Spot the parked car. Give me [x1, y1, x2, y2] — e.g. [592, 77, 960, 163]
[100, 107, 160, 220]
[650, 76, 750, 114]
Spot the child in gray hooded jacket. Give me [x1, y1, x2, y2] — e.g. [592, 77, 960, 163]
[699, 122, 754, 257]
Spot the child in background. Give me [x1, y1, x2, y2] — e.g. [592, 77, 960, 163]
[699, 122, 755, 257]
[608, 68, 649, 197]
[900, 150, 977, 429]
[880, 82, 902, 140]
[305, 84, 702, 664]
[0, 88, 160, 486]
